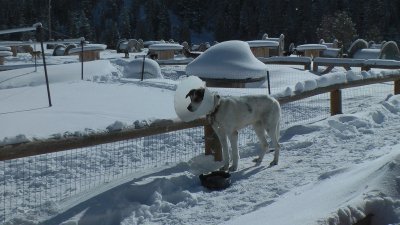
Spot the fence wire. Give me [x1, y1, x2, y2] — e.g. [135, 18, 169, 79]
[1, 127, 204, 224]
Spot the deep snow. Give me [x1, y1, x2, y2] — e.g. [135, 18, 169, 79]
[1, 48, 400, 225]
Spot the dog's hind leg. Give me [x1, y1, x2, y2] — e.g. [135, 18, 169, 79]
[228, 131, 239, 171]
[252, 122, 269, 165]
[267, 120, 281, 166]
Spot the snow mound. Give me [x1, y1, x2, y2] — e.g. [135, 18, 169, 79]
[382, 94, 400, 114]
[185, 40, 267, 79]
[123, 58, 163, 79]
[224, 147, 400, 225]
[316, 72, 347, 87]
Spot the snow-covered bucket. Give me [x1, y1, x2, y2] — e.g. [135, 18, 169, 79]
[174, 76, 215, 122]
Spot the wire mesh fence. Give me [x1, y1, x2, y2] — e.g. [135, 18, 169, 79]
[1, 127, 205, 223]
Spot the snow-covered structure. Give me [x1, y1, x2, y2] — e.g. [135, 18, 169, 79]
[148, 43, 183, 60]
[123, 57, 163, 79]
[0, 46, 12, 65]
[261, 33, 285, 56]
[53, 44, 66, 56]
[247, 40, 279, 58]
[116, 39, 142, 53]
[186, 40, 267, 87]
[348, 39, 400, 60]
[68, 44, 107, 62]
[296, 44, 327, 58]
[319, 39, 341, 58]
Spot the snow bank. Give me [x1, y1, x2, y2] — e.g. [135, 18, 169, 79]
[224, 147, 400, 225]
[185, 40, 267, 79]
[316, 72, 347, 87]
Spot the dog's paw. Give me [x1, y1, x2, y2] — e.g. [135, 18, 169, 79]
[219, 165, 229, 171]
[252, 157, 261, 163]
[269, 160, 278, 167]
[229, 165, 238, 172]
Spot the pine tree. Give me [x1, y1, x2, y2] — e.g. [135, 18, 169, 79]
[316, 11, 357, 50]
[119, 8, 132, 39]
[77, 10, 92, 40]
[157, 1, 171, 40]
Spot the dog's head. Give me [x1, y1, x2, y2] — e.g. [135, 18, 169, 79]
[185, 88, 205, 112]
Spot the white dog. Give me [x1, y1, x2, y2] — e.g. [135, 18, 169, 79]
[186, 88, 281, 171]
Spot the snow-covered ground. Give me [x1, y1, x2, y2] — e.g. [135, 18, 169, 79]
[1, 48, 400, 225]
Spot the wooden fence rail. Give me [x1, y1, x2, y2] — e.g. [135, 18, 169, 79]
[1, 73, 400, 161]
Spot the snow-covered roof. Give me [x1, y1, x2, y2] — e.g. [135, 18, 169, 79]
[0, 46, 11, 51]
[262, 56, 312, 63]
[0, 41, 23, 46]
[320, 48, 340, 58]
[296, 44, 327, 51]
[68, 44, 107, 54]
[0, 51, 12, 57]
[185, 40, 268, 80]
[313, 57, 364, 65]
[364, 59, 400, 66]
[353, 48, 380, 59]
[143, 40, 164, 47]
[247, 40, 279, 48]
[148, 43, 183, 51]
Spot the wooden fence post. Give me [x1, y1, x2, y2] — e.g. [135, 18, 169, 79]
[330, 89, 342, 115]
[395, 80, 400, 95]
[204, 125, 222, 161]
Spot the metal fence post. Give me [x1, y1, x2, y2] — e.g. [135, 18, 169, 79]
[36, 24, 52, 107]
[80, 37, 85, 80]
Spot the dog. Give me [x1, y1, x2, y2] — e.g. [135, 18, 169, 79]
[186, 88, 281, 171]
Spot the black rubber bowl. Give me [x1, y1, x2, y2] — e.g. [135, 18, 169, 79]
[199, 171, 231, 190]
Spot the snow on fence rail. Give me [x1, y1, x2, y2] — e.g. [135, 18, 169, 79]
[1, 70, 400, 223]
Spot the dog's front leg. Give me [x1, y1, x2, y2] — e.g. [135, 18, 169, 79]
[228, 131, 239, 171]
[213, 127, 230, 171]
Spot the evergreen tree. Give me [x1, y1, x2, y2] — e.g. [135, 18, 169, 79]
[157, 1, 171, 40]
[77, 10, 92, 40]
[144, 0, 159, 40]
[119, 8, 132, 39]
[316, 11, 357, 51]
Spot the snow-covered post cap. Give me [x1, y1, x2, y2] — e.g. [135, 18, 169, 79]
[185, 40, 268, 80]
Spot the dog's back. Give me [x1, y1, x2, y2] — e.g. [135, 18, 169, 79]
[215, 95, 280, 130]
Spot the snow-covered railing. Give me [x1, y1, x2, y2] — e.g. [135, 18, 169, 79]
[258, 56, 312, 70]
[275, 70, 400, 115]
[0, 119, 206, 161]
[313, 57, 400, 74]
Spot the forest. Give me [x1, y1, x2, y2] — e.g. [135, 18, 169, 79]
[0, 0, 399, 51]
